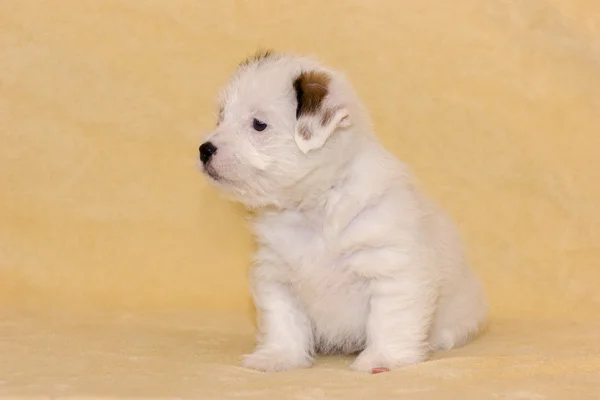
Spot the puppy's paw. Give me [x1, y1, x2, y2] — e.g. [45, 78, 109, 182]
[241, 348, 313, 372]
[350, 347, 427, 373]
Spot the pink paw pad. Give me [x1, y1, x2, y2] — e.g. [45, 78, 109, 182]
[371, 367, 390, 374]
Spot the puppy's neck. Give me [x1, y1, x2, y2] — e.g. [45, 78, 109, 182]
[278, 135, 395, 215]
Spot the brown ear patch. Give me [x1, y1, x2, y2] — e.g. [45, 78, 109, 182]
[293, 71, 331, 119]
[239, 49, 275, 68]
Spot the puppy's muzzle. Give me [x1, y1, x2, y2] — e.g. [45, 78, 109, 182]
[199, 141, 218, 165]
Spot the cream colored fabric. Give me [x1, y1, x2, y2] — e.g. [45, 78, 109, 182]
[1, 313, 599, 399]
[1, 0, 599, 398]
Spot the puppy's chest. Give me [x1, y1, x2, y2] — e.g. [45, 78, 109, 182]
[256, 212, 355, 282]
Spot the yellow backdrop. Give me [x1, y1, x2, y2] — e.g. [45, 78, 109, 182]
[2, 0, 599, 320]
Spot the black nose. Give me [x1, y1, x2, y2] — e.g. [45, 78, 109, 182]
[199, 141, 218, 165]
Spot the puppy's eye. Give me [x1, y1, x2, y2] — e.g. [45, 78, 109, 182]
[253, 118, 268, 132]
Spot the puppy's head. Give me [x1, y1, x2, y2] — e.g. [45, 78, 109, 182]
[199, 50, 364, 208]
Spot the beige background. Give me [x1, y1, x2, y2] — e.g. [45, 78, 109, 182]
[1, 0, 599, 322]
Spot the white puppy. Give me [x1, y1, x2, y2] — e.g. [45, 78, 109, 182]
[198, 50, 488, 373]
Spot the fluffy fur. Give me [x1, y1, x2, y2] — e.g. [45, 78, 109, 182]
[198, 51, 488, 373]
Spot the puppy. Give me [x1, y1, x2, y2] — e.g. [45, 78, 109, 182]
[198, 50, 488, 373]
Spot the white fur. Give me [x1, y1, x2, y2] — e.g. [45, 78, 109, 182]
[199, 52, 488, 373]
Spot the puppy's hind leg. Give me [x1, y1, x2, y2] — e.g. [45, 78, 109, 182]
[428, 273, 488, 351]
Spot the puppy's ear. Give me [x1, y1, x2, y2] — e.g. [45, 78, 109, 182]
[293, 71, 351, 154]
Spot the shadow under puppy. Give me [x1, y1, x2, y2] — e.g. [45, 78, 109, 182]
[198, 50, 488, 373]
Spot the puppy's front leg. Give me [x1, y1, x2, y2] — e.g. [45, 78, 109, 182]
[351, 275, 437, 373]
[243, 275, 313, 372]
